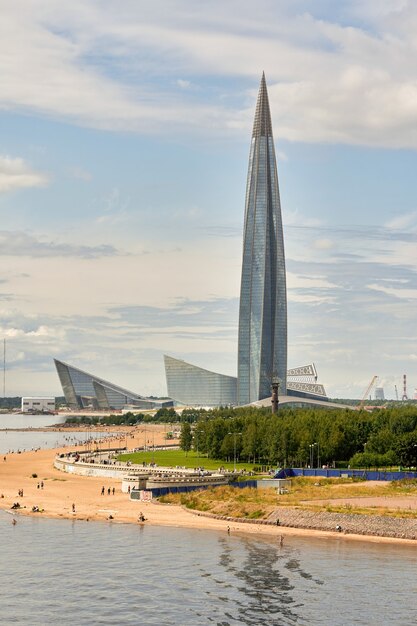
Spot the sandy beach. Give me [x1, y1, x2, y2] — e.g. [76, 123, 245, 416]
[1, 424, 416, 546]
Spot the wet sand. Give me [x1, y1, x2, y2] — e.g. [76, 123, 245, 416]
[1, 426, 416, 546]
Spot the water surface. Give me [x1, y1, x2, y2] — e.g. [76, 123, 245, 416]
[0, 513, 415, 625]
[0, 414, 113, 454]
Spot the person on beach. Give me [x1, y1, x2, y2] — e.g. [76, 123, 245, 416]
[107, 487, 111, 495]
[41, 481, 44, 489]
[72, 503, 75, 513]
[112, 487, 115, 495]
[101, 486, 105, 495]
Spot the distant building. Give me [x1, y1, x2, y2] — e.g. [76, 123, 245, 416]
[22, 397, 55, 413]
[54, 359, 173, 411]
[375, 387, 385, 400]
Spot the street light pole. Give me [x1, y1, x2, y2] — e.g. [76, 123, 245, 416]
[228, 431, 241, 473]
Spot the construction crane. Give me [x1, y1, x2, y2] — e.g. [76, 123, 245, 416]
[357, 375, 378, 410]
[394, 385, 399, 401]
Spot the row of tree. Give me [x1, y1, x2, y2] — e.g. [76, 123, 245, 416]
[179, 405, 417, 468]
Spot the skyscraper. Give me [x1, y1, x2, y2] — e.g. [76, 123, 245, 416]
[237, 73, 287, 404]
[55, 74, 327, 409]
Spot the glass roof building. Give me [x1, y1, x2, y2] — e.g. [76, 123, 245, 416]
[164, 355, 237, 407]
[237, 73, 287, 405]
[54, 359, 173, 411]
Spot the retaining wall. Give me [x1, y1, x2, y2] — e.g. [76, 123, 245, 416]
[188, 506, 417, 540]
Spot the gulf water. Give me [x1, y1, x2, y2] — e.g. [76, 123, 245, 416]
[1, 414, 416, 624]
[0, 414, 114, 454]
[1, 512, 415, 625]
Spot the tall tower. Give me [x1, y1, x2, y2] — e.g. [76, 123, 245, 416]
[237, 73, 287, 405]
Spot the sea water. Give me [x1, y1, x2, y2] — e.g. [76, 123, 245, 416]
[0, 414, 114, 454]
[0, 512, 415, 625]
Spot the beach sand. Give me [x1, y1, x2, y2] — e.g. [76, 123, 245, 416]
[1, 425, 416, 546]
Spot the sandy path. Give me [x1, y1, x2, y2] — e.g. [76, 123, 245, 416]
[1, 427, 416, 546]
[302, 495, 417, 509]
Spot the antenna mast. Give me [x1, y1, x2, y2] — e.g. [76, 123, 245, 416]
[3, 338, 5, 399]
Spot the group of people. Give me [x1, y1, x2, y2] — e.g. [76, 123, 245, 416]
[101, 486, 115, 495]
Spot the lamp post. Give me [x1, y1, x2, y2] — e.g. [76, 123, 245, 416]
[309, 442, 319, 468]
[228, 431, 242, 473]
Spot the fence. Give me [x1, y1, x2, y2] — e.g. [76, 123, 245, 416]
[274, 468, 417, 481]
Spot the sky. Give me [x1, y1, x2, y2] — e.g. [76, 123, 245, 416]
[1, 0, 417, 400]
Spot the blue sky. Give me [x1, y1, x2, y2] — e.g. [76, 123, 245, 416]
[1, 0, 417, 399]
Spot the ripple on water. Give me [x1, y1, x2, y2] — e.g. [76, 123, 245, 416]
[0, 513, 416, 625]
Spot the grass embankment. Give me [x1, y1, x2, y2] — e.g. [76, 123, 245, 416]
[160, 477, 417, 520]
[160, 486, 278, 519]
[118, 449, 253, 472]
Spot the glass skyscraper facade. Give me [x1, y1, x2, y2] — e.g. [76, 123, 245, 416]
[237, 73, 287, 405]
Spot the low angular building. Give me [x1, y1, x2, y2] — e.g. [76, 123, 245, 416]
[54, 359, 172, 411]
[164, 355, 327, 407]
[164, 355, 237, 407]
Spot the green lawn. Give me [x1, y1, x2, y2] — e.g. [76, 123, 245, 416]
[118, 449, 253, 471]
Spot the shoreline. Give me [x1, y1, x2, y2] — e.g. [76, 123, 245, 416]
[0, 433, 416, 546]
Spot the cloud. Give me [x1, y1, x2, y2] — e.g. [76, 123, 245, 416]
[384, 210, 417, 231]
[177, 79, 191, 89]
[2, 324, 65, 340]
[2, 2, 417, 145]
[0, 231, 120, 258]
[0, 156, 48, 192]
[313, 238, 334, 250]
[367, 283, 417, 300]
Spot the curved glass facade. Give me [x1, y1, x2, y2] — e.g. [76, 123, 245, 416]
[237, 74, 287, 404]
[164, 355, 237, 406]
[54, 359, 172, 411]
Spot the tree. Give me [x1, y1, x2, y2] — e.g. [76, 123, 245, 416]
[180, 422, 192, 454]
[395, 432, 417, 467]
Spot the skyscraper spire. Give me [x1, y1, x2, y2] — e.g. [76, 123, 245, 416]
[237, 74, 287, 405]
[252, 72, 273, 137]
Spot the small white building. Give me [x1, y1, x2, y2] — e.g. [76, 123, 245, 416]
[21, 397, 56, 413]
